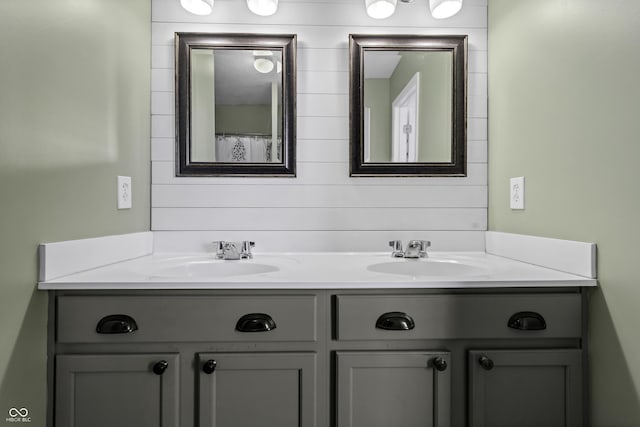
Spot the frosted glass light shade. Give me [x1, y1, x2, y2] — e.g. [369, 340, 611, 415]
[365, 0, 397, 19]
[180, 0, 213, 15]
[429, 0, 463, 19]
[247, 0, 279, 16]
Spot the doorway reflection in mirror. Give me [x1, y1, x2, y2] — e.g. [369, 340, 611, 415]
[363, 50, 452, 163]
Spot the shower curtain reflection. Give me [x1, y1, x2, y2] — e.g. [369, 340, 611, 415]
[215, 134, 281, 163]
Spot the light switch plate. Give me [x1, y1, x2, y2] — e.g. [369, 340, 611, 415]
[510, 176, 525, 210]
[117, 176, 132, 209]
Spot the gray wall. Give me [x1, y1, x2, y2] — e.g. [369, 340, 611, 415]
[488, 0, 640, 425]
[191, 49, 217, 161]
[390, 52, 452, 162]
[364, 78, 392, 162]
[216, 105, 272, 134]
[0, 0, 151, 425]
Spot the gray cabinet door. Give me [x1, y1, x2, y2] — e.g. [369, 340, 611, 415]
[336, 351, 451, 427]
[55, 353, 179, 427]
[198, 352, 317, 427]
[468, 349, 583, 427]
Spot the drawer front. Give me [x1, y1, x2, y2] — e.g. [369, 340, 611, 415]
[336, 293, 582, 341]
[57, 295, 317, 343]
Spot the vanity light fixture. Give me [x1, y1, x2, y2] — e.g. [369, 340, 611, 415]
[247, 0, 279, 16]
[365, 0, 398, 19]
[180, 0, 213, 15]
[429, 0, 463, 19]
[365, 0, 462, 20]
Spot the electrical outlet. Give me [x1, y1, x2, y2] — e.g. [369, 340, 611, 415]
[510, 176, 524, 210]
[117, 176, 132, 209]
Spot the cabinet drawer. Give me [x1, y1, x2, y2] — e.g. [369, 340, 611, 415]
[336, 293, 582, 340]
[57, 295, 317, 343]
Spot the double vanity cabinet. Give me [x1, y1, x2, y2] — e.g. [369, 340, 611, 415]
[49, 286, 587, 427]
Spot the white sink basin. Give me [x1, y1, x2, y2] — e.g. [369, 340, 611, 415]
[367, 259, 487, 278]
[152, 260, 279, 278]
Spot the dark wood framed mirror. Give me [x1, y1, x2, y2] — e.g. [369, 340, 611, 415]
[349, 34, 467, 177]
[176, 33, 296, 177]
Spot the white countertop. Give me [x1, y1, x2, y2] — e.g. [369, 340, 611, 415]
[38, 251, 597, 290]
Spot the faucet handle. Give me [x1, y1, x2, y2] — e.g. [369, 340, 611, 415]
[418, 240, 431, 257]
[389, 240, 404, 258]
[212, 241, 225, 259]
[389, 240, 402, 249]
[240, 241, 255, 259]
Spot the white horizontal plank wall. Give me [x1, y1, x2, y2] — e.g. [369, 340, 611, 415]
[151, 0, 488, 252]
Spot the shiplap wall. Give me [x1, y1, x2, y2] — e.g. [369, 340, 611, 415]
[151, 0, 488, 252]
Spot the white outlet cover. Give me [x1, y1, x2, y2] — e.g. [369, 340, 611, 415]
[117, 176, 132, 209]
[510, 176, 525, 210]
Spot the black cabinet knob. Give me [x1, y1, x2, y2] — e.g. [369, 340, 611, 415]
[375, 312, 415, 331]
[152, 360, 168, 375]
[479, 355, 494, 371]
[203, 359, 217, 374]
[432, 357, 448, 372]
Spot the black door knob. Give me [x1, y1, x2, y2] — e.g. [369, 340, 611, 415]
[479, 355, 494, 371]
[152, 360, 168, 375]
[203, 359, 217, 374]
[432, 357, 448, 372]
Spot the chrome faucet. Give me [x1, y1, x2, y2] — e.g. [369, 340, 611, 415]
[388, 239, 430, 258]
[404, 240, 430, 258]
[213, 241, 255, 260]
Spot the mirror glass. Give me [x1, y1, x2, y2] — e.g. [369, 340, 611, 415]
[350, 34, 467, 177]
[176, 33, 296, 176]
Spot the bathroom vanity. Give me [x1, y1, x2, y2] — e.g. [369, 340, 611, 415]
[41, 248, 595, 427]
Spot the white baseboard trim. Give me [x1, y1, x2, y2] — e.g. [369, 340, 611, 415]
[485, 231, 596, 278]
[39, 231, 153, 281]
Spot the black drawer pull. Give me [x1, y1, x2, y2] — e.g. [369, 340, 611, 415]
[375, 312, 415, 331]
[96, 314, 138, 334]
[203, 359, 217, 374]
[235, 313, 276, 332]
[507, 311, 547, 331]
[152, 360, 168, 375]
